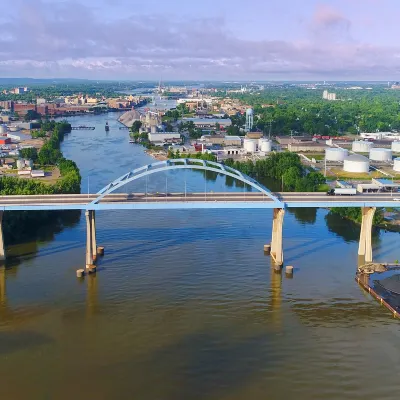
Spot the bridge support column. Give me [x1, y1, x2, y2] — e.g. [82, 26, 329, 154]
[85, 210, 94, 269]
[91, 210, 97, 263]
[358, 207, 376, 263]
[0, 211, 5, 262]
[271, 208, 285, 267]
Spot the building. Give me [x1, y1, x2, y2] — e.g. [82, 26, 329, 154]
[31, 170, 45, 178]
[288, 142, 326, 152]
[246, 132, 263, 140]
[107, 98, 132, 109]
[180, 118, 232, 129]
[13, 103, 36, 116]
[0, 138, 11, 145]
[323, 90, 336, 100]
[276, 136, 313, 145]
[0, 101, 13, 111]
[200, 135, 241, 147]
[148, 132, 181, 145]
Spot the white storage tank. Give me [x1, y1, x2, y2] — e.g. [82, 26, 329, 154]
[325, 148, 348, 161]
[25, 159, 34, 168]
[392, 141, 400, 152]
[394, 158, 400, 172]
[0, 124, 7, 134]
[258, 138, 272, 153]
[16, 159, 25, 170]
[352, 140, 372, 152]
[369, 148, 392, 162]
[343, 155, 370, 173]
[243, 138, 257, 153]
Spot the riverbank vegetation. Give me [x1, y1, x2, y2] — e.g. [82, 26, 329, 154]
[167, 151, 327, 192]
[328, 207, 385, 226]
[0, 120, 81, 244]
[223, 88, 400, 136]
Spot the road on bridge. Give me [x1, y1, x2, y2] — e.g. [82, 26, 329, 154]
[0, 192, 398, 210]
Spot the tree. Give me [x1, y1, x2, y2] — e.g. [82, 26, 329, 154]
[24, 110, 41, 121]
[20, 147, 38, 162]
[131, 120, 142, 132]
[164, 122, 173, 132]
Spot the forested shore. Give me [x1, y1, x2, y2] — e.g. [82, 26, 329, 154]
[0, 121, 82, 245]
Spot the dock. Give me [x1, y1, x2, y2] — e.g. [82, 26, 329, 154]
[71, 126, 95, 130]
[356, 262, 400, 319]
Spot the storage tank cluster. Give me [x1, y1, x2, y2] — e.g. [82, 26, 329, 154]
[394, 158, 400, 172]
[325, 148, 348, 161]
[258, 138, 272, 153]
[343, 155, 370, 173]
[243, 138, 257, 153]
[352, 140, 372, 153]
[392, 141, 400, 152]
[369, 148, 392, 162]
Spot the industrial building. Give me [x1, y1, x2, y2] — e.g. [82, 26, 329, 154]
[357, 179, 400, 193]
[200, 135, 241, 147]
[288, 142, 326, 152]
[276, 136, 313, 145]
[148, 132, 181, 145]
[180, 118, 232, 129]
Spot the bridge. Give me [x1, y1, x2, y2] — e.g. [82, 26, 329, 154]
[0, 158, 392, 269]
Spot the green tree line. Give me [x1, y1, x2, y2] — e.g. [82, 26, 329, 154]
[0, 120, 81, 244]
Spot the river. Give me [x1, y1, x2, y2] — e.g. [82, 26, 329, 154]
[1, 112, 400, 400]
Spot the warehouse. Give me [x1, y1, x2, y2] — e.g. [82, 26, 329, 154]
[180, 118, 232, 129]
[288, 142, 326, 152]
[148, 132, 181, 145]
[200, 135, 241, 147]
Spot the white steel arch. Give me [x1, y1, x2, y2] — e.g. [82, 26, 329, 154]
[92, 158, 282, 205]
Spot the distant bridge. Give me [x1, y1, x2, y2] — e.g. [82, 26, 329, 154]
[0, 159, 389, 267]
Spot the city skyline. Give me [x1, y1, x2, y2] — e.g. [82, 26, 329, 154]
[0, 0, 399, 80]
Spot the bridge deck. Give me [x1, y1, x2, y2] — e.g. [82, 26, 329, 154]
[0, 192, 397, 210]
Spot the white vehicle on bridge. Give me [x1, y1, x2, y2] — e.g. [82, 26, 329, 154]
[327, 188, 357, 196]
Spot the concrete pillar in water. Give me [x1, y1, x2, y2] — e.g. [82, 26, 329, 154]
[271, 208, 285, 266]
[0, 266, 5, 307]
[0, 211, 5, 261]
[358, 207, 376, 263]
[91, 210, 97, 263]
[85, 210, 94, 269]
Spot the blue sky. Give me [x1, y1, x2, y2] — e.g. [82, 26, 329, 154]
[0, 0, 398, 80]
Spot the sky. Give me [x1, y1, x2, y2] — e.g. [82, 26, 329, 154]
[0, 0, 399, 81]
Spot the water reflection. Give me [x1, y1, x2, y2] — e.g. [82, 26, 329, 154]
[5, 211, 81, 268]
[287, 208, 317, 225]
[325, 211, 381, 246]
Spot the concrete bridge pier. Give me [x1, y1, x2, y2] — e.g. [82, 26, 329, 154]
[271, 208, 285, 267]
[91, 210, 97, 263]
[358, 207, 376, 263]
[0, 211, 5, 262]
[85, 210, 97, 270]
